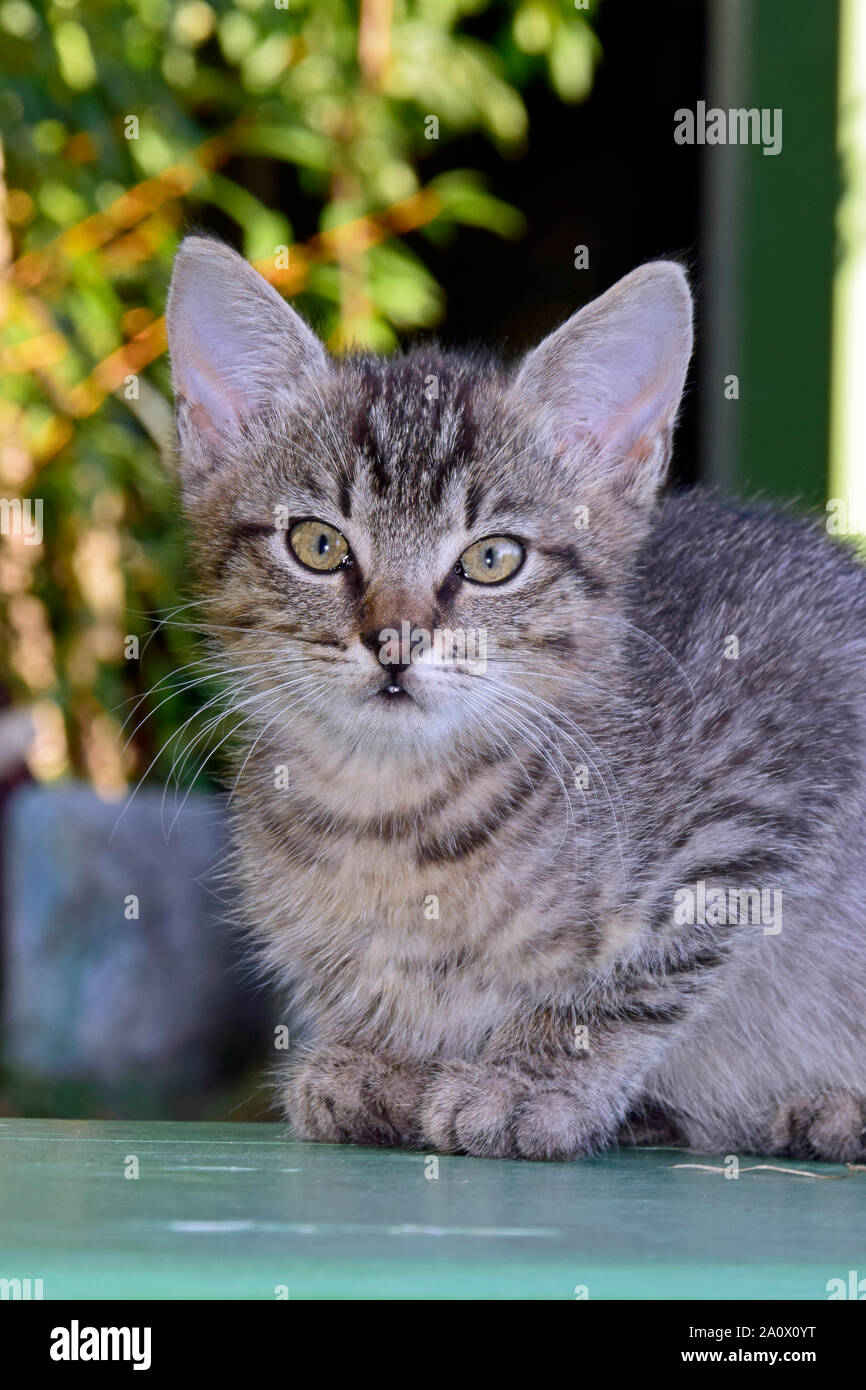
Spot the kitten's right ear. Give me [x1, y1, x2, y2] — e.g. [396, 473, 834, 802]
[167, 236, 329, 469]
[511, 261, 693, 504]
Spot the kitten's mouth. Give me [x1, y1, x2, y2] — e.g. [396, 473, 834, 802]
[376, 681, 414, 703]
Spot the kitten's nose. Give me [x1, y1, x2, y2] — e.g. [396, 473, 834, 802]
[359, 630, 409, 694]
[360, 628, 390, 660]
[359, 586, 434, 668]
[360, 627, 410, 669]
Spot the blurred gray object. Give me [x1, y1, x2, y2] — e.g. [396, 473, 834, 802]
[1, 781, 262, 1094]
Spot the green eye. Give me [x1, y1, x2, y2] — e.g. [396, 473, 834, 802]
[458, 535, 525, 585]
[289, 519, 351, 572]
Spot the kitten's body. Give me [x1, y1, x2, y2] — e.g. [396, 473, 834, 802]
[168, 241, 866, 1160]
[627, 496, 866, 1153]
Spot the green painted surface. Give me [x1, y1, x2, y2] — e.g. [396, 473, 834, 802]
[0, 1119, 863, 1299]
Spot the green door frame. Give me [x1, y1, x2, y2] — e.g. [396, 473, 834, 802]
[701, 0, 840, 509]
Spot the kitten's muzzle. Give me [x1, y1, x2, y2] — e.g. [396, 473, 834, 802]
[360, 624, 417, 700]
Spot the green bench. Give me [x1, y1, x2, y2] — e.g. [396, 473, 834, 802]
[1, 1118, 863, 1299]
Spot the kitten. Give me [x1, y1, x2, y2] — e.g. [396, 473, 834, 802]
[167, 236, 866, 1161]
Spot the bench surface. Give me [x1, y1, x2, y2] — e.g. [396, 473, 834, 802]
[0, 1119, 862, 1299]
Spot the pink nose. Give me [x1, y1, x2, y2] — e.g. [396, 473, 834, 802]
[360, 620, 421, 667]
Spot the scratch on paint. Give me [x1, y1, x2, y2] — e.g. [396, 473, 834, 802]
[169, 1220, 558, 1238]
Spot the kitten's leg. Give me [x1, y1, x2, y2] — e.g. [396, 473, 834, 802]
[420, 942, 728, 1160]
[285, 1046, 428, 1148]
[420, 1034, 633, 1161]
[767, 1090, 866, 1163]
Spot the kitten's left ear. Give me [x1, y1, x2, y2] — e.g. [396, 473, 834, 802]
[512, 261, 693, 500]
[167, 235, 330, 469]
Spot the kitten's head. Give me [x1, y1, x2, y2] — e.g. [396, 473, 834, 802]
[167, 238, 692, 757]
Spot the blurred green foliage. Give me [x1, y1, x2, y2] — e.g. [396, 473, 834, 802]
[0, 0, 598, 794]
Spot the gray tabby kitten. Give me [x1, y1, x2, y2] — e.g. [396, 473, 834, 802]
[167, 236, 866, 1162]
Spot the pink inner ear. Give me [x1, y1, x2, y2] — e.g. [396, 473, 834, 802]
[168, 238, 334, 459]
[600, 371, 678, 459]
[512, 263, 692, 487]
[186, 400, 222, 438]
[181, 354, 249, 437]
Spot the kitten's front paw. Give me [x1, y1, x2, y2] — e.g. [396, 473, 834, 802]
[420, 1063, 610, 1160]
[285, 1047, 427, 1148]
[768, 1090, 866, 1163]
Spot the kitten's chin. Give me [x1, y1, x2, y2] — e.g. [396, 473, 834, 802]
[308, 680, 476, 757]
[355, 688, 439, 747]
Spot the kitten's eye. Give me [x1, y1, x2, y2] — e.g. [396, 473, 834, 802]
[289, 519, 351, 573]
[458, 535, 525, 585]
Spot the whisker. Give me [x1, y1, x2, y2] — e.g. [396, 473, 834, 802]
[585, 613, 698, 707]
